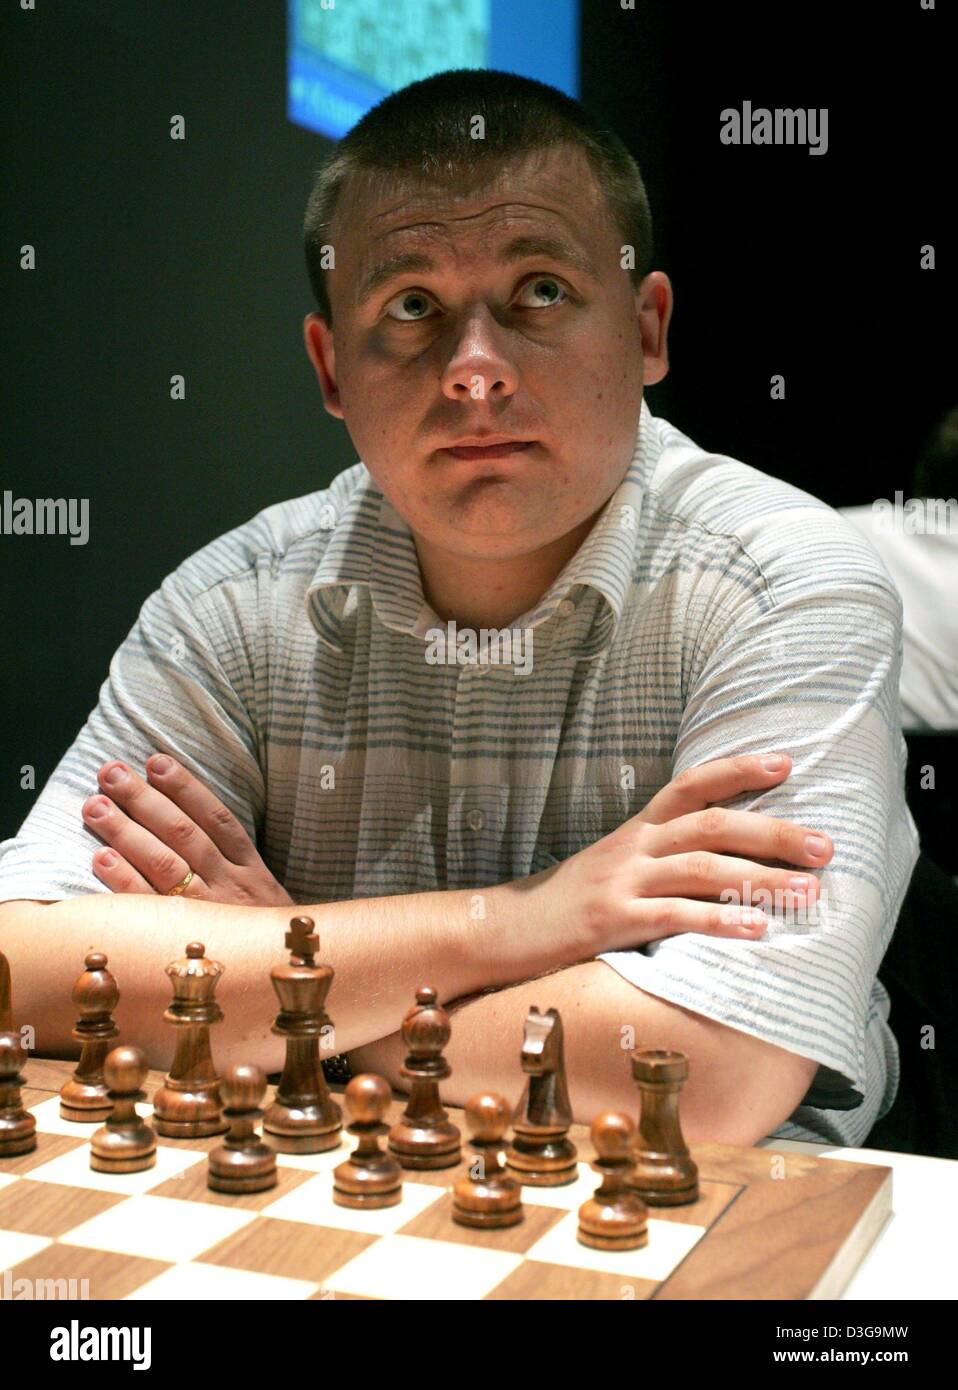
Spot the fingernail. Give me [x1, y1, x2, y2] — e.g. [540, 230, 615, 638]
[805, 834, 828, 857]
[103, 764, 128, 784]
[762, 754, 785, 770]
[84, 798, 110, 818]
[98, 851, 117, 867]
[150, 756, 173, 774]
[789, 876, 816, 893]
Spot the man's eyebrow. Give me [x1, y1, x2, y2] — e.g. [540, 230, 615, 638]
[355, 234, 599, 306]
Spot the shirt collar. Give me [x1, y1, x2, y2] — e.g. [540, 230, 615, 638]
[306, 397, 661, 659]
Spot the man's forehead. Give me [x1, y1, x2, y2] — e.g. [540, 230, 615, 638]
[334, 144, 605, 244]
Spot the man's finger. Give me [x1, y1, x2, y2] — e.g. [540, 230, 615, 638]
[82, 789, 211, 896]
[635, 752, 793, 826]
[145, 754, 256, 866]
[91, 847, 157, 895]
[92, 760, 223, 874]
[643, 805, 833, 869]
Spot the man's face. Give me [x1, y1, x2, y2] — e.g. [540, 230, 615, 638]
[304, 143, 671, 563]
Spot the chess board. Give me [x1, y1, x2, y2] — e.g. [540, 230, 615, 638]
[1, 1061, 892, 1301]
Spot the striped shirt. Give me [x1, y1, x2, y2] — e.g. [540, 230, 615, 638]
[0, 398, 919, 1145]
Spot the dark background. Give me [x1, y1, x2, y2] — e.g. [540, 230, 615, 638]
[1, 0, 953, 840]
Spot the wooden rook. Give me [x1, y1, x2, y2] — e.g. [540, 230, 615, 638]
[208, 1063, 277, 1194]
[388, 985, 461, 1170]
[505, 1006, 577, 1186]
[90, 1045, 156, 1173]
[263, 916, 342, 1154]
[453, 1092, 523, 1229]
[0, 950, 11, 1031]
[0, 1031, 37, 1157]
[152, 942, 228, 1138]
[333, 1073, 401, 1209]
[628, 1047, 699, 1206]
[59, 950, 120, 1123]
[578, 1111, 649, 1250]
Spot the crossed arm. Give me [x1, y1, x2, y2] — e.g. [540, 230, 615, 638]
[0, 749, 824, 1146]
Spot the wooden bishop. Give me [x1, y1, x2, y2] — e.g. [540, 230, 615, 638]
[388, 985, 460, 1169]
[0, 1031, 36, 1158]
[59, 950, 120, 1123]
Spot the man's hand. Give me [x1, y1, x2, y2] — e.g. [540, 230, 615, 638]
[81, 756, 295, 907]
[547, 751, 833, 952]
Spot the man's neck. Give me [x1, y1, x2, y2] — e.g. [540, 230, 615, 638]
[413, 508, 604, 631]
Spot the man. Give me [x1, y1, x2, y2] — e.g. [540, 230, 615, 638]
[0, 70, 918, 1148]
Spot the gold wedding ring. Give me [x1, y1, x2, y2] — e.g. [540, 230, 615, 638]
[165, 869, 194, 897]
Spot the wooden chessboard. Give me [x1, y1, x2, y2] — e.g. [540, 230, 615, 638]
[0, 1059, 892, 1301]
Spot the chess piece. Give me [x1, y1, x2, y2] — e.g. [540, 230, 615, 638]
[262, 917, 342, 1154]
[59, 951, 120, 1123]
[0, 1031, 37, 1157]
[388, 985, 461, 1169]
[208, 1063, 278, 1194]
[453, 1092, 524, 1228]
[152, 942, 228, 1138]
[333, 1073, 402, 1208]
[628, 1047, 699, 1206]
[505, 1006, 577, 1186]
[90, 1045, 156, 1173]
[0, 950, 11, 1031]
[578, 1111, 649, 1250]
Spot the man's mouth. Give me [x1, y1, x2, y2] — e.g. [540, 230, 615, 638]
[442, 440, 535, 461]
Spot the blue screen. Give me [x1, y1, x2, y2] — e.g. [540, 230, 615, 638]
[287, 0, 579, 141]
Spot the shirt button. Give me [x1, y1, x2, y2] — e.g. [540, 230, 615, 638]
[557, 598, 576, 617]
[466, 808, 485, 831]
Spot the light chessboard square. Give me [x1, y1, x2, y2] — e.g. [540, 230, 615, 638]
[262, 1169, 442, 1234]
[25, 1137, 203, 1196]
[325, 1231, 524, 1300]
[63, 1193, 257, 1263]
[125, 1259, 321, 1301]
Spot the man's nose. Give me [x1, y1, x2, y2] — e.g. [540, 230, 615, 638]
[439, 304, 520, 401]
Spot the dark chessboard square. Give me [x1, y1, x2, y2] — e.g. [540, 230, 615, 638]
[0, 1179, 124, 1238]
[199, 1215, 379, 1284]
[149, 1161, 315, 1210]
[486, 1258, 660, 1301]
[8, 1242, 172, 1301]
[0, 1131, 85, 1176]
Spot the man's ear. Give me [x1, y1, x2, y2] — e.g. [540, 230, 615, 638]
[636, 271, 673, 388]
[303, 312, 344, 419]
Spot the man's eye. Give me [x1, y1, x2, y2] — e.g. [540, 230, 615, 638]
[516, 277, 567, 309]
[385, 291, 435, 322]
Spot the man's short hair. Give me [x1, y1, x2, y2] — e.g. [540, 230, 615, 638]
[303, 67, 654, 325]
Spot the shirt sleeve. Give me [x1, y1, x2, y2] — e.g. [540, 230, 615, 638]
[0, 561, 267, 905]
[597, 508, 920, 1110]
